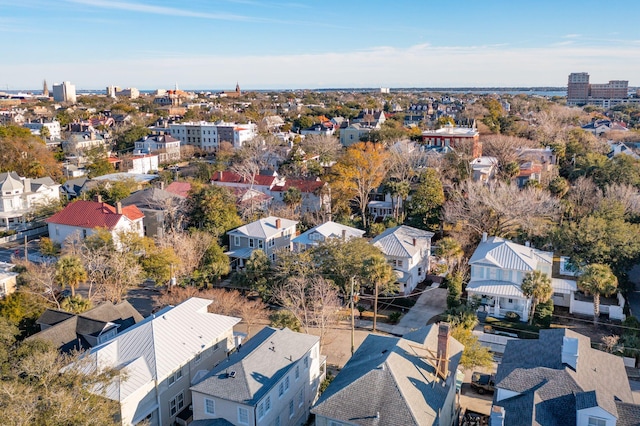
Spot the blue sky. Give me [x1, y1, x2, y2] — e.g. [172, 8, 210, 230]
[2, 0, 640, 90]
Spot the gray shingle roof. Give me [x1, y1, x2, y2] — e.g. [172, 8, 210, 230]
[370, 225, 433, 258]
[494, 328, 639, 426]
[191, 327, 319, 405]
[121, 187, 185, 210]
[312, 325, 463, 426]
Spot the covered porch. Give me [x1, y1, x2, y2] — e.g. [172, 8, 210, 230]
[224, 247, 254, 271]
[466, 279, 531, 322]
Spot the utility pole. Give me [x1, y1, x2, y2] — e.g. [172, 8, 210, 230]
[350, 276, 355, 356]
[24, 235, 28, 261]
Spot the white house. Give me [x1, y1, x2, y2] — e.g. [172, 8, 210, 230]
[23, 120, 62, 140]
[45, 198, 144, 247]
[226, 216, 297, 267]
[190, 327, 325, 426]
[169, 121, 257, 151]
[371, 225, 434, 295]
[134, 135, 181, 163]
[466, 235, 625, 322]
[120, 154, 159, 174]
[292, 221, 365, 252]
[0, 172, 61, 229]
[79, 297, 241, 426]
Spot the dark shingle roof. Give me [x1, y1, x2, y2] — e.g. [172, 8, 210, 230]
[190, 327, 319, 405]
[312, 325, 463, 426]
[616, 402, 640, 426]
[494, 328, 639, 426]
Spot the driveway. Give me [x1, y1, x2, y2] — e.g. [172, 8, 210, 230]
[391, 285, 447, 335]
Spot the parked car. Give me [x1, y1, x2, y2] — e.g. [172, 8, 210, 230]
[471, 372, 495, 394]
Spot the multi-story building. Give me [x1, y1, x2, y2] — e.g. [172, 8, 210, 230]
[191, 326, 325, 426]
[567, 72, 631, 107]
[23, 120, 61, 140]
[169, 121, 257, 151]
[0, 172, 61, 228]
[226, 216, 297, 267]
[52, 81, 76, 103]
[134, 134, 181, 163]
[567, 72, 590, 106]
[107, 86, 140, 99]
[421, 123, 481, 157]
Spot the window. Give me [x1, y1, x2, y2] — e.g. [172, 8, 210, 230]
[237, 407, 248, 425]
[169, 392, 184, 416]
[284, 376, 289, 392]
[289, 399, 294, 418]
[278, 382, 284, 397]
[295, 365, 299, 380]
[298, 388, 304, 407]
[265, 395, 271, 413]
[213, 342, 220, 351]
[249, 238, 255, 248]
[588, 418, 606, 426]
[168, 369, 182, 386]
[508, 298, 513, 304]
[418, 267, 423, 276]
[234, 236, 240, 247]
[194, 353, 202, 364]
[204, 398, 215, 415]
[258, 239, 264, 249]
[304, 356, 308, 369]
[258, 402, 265, 419]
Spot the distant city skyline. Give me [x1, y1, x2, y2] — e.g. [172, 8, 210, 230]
[2, 0, 640, 90]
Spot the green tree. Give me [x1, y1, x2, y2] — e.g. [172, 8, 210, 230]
[60, 295, 93, 314]
[451, 325, 493, 371]
[39, 125, 50, 141]
[140, 246, 181, 285]
[521, 270, 553, 325]
[407, 168, 445, 230]
[577, 263, 619, 325]
[435, 237, 463, 274]
[85, 179, 136, 204]
[55, 255, 87, 297]
[192, 241, 230, 288]
[283, 186, 303, 214]
[233, 250, 271, 298]
[363, 255, 396, 332]
[186, 184, 243, 238]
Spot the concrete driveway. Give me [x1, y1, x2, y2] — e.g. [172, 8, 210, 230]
[391, 285, 448, 335]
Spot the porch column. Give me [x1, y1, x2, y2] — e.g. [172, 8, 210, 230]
[521, 299, 529, 322]
[494, 298, 501, 317]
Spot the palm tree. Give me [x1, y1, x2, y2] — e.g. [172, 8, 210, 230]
[55, 255, 87, 297]
[435, 237, 463, 274]
[577, 263, 618, 325]
[363, 255, 396, 332]
[521, 270, 553, 325]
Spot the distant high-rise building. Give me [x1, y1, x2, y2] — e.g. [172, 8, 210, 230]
[590, 80, 628, 99]
[567, 72, 589, 106]
[52, 81, 76, 103]
[42, 79, 49, 97]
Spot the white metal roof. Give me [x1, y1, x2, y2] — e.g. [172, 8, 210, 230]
[292, 221, 365, 246]
[466, 280, 526, 298]
[551, 278, 578, 294]
[228, 216, 297, 239]
[371, 225, 434, 258]
[469, 236, 552, 272]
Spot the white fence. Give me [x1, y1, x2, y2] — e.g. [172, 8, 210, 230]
[0, 225, 47, 245]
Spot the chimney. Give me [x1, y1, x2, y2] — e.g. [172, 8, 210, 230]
[23, 178, 31, 192]
[342, 229, 347, 241]
[275, 218, 282, 229]
[525, 241, 531, 247]
[116, 202, 123, 214]
[482, 232, 488, 242]
[490, 406, 505, 426]
[94, 194, 102, 203]
[561, 336, 579, 370]
[436, 322, 450, 380]
[412, 237, 417, 246]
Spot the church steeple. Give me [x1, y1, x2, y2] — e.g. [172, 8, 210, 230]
[235, 82, 241, 94]
[43, 79, 49, 97]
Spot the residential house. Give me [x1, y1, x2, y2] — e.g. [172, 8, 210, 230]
[80, 297, 241, 426]
[211, 170, 284, 195]
[301, 122, 335, 136]
[421, 123, 481, 158]
[134, 135, 181, 163]
[118, 154, 160, 174]
[62, 131, 108, 157]
[45, 198, 144, 247]
[353, 109, 386, 127]
[370, 225, 434, 295]
[121, 186, 185, 238]
[26, 301, 143, 353]
[0, 171, 61, 229]
[60, 176, 91, 200]
[292, 221, 365, 252]
[340, 123, 377, 147]
[226, 216, 297, 267]
[581, 119, 629, 137]
[23, 120, 62, 140]
[466, 235, 625, 323]
[491, 328, 640, 426]
[312, 323, 463, 426]
[165, 181, 192, 198]
[0, 262, 17, 299]
[470, 156, 499, 183]
[514, 162, 543, 188]
[169, 121, 257, 151]
[607, 141, 640, 160]
[270, 178, 329, 214]
[190, 326, 325, 426]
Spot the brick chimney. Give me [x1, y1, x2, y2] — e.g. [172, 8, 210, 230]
[94, 194, 102, 203]
[116, 202, 123, 214]
[436, 322, 450, 380]
[275, 218, 281, 229]
[412, 237, 417, 246]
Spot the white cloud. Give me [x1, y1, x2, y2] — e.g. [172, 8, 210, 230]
[7, 43, 640, 89]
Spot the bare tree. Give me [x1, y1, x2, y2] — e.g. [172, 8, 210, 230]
[271, 275, 341, 349]
[18, 260, 61, 309]
[603, 183, 640, 217]
[300, 134, 342, 164]
[482, 134, 539, 170]
[567, 176, 603, 220]
[156, 231, 214, 280]
[444, 180, 561, 240]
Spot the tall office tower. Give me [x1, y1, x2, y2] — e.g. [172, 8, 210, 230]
[567, 72, 589, 106]
[52, 81, 77, 103]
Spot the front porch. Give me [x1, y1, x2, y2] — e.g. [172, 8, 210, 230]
[466, 279, 531, 323]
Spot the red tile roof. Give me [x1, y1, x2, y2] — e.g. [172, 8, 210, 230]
[45, 200, 144, 229]
[165, 182, 191, 198]
[211, 171, 277, 187]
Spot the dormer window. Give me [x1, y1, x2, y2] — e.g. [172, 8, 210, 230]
[588, 417, 606, 426]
